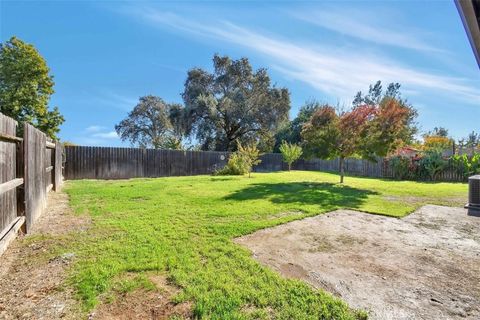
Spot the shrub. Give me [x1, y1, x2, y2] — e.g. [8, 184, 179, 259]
[389, 155, 415, 180]
[452, 153, 480, 179]
[279, 141, 302, 171]
[216, 142, 262, 177]
[419, 151, 447, 181]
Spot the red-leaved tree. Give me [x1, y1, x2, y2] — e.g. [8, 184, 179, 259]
[302, 99, 415, 183]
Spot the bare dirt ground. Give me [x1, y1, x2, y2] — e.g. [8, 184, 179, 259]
[236, 205, 480, 320]
[0, 192, 192, 320]
[0, 191, 89, 320]
[91, 273, 192, 320]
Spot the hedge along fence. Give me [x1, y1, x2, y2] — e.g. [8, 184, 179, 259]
[0, 112, 63, 256]
[386, 154, 478, 182]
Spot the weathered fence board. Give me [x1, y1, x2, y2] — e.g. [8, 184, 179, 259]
[65, 146, 230, 180]
[0, 114, 18, 235]
[0, 112, 63, 255]
[24, 123, 47, 232]
[54, 142, 63, 191]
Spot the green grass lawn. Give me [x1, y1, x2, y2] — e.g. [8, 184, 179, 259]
[63, 171, 467, 319]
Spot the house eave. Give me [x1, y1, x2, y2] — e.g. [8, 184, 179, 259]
[455, 0, 480, 68]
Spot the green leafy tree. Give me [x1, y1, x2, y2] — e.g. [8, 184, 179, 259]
[182, 54, 290, 152]
[427, 127, 449, 137]
[0, 36, 64, 139]
[279, 141, 302, 171]
[302, 104, 374, 183]
[115, 95, 186, 149]
[273, 100, 322, 151]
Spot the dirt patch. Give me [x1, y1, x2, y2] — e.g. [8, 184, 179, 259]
[236, 205, 480, 320]
[0, 191, 90, 319]
[91, 274, 192, 320]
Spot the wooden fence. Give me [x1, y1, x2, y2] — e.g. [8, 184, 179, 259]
[64, 145, 471, 182]
[0, 113, 63, 256]
[64, 146, 389, 180]
[64, 146, 230, 179]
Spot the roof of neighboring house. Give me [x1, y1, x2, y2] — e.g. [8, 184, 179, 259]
[455, 0, 480, 68]
[396, 146, 420, 152]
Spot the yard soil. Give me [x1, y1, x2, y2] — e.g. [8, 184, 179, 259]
[91, 274, 192, 320]
[236, 205, 480, 320]
[0, 191, 88, 319]
[0, 191, 192, 320]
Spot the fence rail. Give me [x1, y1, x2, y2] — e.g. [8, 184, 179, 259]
[0, 112, 63, 256]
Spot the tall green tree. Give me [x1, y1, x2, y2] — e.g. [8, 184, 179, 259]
[0, 36, 64, 139]
[182, 54, 290, 152]
[427, 127, 449, 138]
[273, 100, 322, 151]
[115, 95, 186, 149]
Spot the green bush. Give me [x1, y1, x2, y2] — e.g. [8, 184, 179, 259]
[452, 153, 480, 179]
[419, 151, 448, 181]
[215, 142, 262, 177]
[389, 151, 480, 182]
[215, 152, 250, 175]
[390, 155, 415, 180]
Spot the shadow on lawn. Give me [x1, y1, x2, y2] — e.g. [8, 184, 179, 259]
[224, 182, 378, 209]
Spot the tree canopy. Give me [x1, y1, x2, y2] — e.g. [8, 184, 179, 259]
[0, 36, 64, 139]
[115, 95, 186, 149]
[182, 54, 290, 152]
[302, 82, 417, 183]
[273, 100, 322, 151]
[302, 104, 375, 183]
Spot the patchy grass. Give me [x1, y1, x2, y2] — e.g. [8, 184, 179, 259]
[64, 171, 466, 319]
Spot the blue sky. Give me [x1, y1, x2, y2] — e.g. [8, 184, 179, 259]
[1, 0, 479, 146]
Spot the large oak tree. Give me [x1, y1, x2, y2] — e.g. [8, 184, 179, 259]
[115, 95, 186, 149]
[182, 55, 290, 151]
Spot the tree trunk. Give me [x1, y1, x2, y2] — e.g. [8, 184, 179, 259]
[288, 163, 291, 171]
[339, 157, 345, 183]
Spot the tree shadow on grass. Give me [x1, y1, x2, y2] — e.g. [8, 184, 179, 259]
[224, 182, 379, 210]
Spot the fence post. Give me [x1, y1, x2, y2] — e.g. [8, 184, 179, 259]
[53, 142, 62, 191]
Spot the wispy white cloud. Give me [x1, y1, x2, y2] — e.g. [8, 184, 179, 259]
[91, 131, 118, 139]
[291, 7, 441, 52]
[120, 6, 479, 106]
[76, 126, 119, 146]
[85, 125, 106, 133]
[84, 90, 138, 111]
